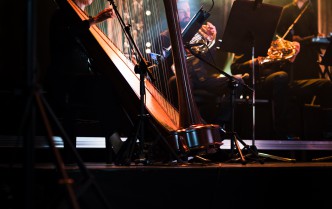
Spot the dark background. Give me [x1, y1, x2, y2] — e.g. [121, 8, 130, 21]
[0, 0, 296, 91]
[0, 0, 298, 136]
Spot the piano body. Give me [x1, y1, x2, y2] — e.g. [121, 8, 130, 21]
[58, 0, 222, 157]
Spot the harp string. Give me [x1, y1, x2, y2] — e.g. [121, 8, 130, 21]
[149, 0, 175, 107]
[86, 0, 178, 117]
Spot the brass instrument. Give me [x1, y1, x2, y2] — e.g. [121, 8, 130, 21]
[260, 35, 297, 65]
[187, 32, 216, 59]
[164, 7, 213, 60]
[260, 0, 311, 65]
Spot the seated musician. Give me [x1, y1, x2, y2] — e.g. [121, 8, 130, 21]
[46, 0, 125, 164]
[275, 0, 332, 139]
[160, 0, 244, 126]
[231, 40, 301, 140]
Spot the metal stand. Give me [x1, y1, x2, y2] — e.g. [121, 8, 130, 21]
[20, 1, 112, 208]
[312, 41, 332, 162]
[186, 45, 261, 164]
[227, 79, 263, 164]
[114, 62, 182, 165]
[219, 0, 295, 163]
[109, 0, 181, 165]
[320, 40, 332, 81]
[21, 87, 112, 209]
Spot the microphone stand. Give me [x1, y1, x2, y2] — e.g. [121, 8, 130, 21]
[108, 0, 181, 165]
[186, 46, 262, 164]
[20, 1, 113, 209]
[218, 0, 297, 163]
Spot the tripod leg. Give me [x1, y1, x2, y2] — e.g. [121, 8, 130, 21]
[312, 155, 332, 162]
[34, 91, 80, 209]
[235, 133, 265, 164]
[233, 135, 246, 164]
[258, 152, 296, 162]
[41, 93, 85, 170]
[40, 91, 113, 209]
[236, 135, 295, 163]
[226, 132, 246, 164]
[115, 118, 142, 165]
[145, 118, 183, 164]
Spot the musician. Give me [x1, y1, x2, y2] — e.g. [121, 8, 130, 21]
[275, 0, 332, 138]
[46, 0, 124, 164]
[276, 0, 324, 80]
[231, 41, 301, 140]
[161, 0, 244, 126]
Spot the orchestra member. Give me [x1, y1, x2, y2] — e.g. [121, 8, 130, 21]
[231, 41, 301, 140]
[275, 0, 332, 138]
[160, 0, 244, 126]
[46, 0, 125, 164]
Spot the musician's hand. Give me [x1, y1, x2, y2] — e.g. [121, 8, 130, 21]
[249, 56, 264, 67]
[292, 35, 302, 42]
[289, 41, 301, 63]
[199, 22, 217, 42]
[233, 74, 243, 80]
[257, 56, 265, 65]
[89, 8, 115, 26]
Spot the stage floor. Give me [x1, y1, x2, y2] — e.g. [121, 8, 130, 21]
[1, 135, 332, 163]
[1, 160, 332, 209]
[1, 135, 332, 209]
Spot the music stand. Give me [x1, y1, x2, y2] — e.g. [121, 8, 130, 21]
[220, 0, 295, 162]
[312, 41, 332, 162]
[319, 40, 332, 81]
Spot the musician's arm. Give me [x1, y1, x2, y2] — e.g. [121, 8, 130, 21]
[288, 41, 301, 62]
[88, 8, 115, 26]
[64, 7, 115, 36]
[231, 54, 255, 75]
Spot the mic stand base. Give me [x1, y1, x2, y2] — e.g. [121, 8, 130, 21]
[226, 132, 264, 164]
[114, 113, 183, 166]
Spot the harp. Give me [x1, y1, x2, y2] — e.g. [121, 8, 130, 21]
[61, 0, 222, 155]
